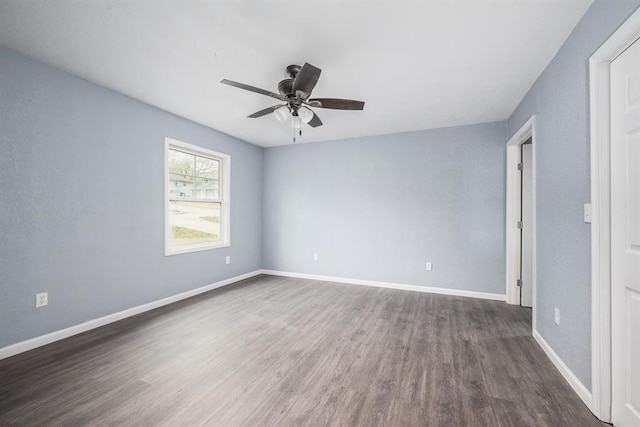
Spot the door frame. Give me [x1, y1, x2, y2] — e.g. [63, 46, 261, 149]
[505, 115, 537, 328]
[589, 7, 640, 422]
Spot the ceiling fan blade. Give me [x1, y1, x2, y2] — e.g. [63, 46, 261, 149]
[292, 63, 321, 100]
[307, 112, 323, 128]
[307, 98, 365, 110]
[221, 79, 285, 101]
[247, 105, 285, 118]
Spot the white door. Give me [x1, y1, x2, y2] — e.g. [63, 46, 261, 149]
[611, 37, 640, 427]
[521, 143, 533, 307]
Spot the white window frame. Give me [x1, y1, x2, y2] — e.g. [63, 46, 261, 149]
[164, 137, 230, 256]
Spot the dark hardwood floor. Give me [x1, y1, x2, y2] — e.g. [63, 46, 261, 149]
[0, 275, 603, 426]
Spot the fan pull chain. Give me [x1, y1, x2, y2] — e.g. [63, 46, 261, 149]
[292, 117, 302, 143]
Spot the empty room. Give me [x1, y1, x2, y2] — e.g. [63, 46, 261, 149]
[1, 1, 640, 425]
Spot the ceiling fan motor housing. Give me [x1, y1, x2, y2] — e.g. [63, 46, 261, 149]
[285, 64, 301, 79]
[278, 79, 294, 97]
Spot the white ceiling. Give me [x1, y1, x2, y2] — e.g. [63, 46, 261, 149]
[0, 0, 593, 147]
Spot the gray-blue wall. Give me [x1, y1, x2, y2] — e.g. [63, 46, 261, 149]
[263, 122, 507, 295]
[0, 46, 263, 348]
[507, 0, 640, 389]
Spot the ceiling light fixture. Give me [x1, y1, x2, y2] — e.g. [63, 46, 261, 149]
[275, 106, 313, 143]
[297, 106, 313, 124]
[274, 106, 289, 123]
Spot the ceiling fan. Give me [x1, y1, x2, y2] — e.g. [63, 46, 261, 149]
[221, 63, 365, 131]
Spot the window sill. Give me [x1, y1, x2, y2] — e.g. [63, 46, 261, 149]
[165, 241, 230, 256]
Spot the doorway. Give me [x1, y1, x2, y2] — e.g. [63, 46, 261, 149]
[520, 140, 533, 308]
[589, 7, 640, 422]
[505, 117, 537, 323]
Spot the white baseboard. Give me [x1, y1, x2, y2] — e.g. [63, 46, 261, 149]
[0, 270, 262, 361]
[533, 330, 593, 410]
[261, 269, 506, 301]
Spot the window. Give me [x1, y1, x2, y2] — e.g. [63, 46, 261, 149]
[165, 138, 230, 255]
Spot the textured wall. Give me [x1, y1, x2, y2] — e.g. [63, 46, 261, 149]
[507, 0, 640, 389]
[0, 47, 263, 348]
[263, 122, 507, 295]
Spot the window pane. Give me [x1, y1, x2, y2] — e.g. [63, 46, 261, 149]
[168, 149, 195, 176]
[196, 156, 219, 179]
[195, 177, 219, 200]
[169, 173, 194, 198]
[169, 200, 221, 248]
[165, 138, 229, 255]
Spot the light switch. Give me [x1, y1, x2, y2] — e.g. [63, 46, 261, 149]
[584, 203, 592, 223]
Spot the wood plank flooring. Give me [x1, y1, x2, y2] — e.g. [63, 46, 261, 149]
[0, 275, 604, 426]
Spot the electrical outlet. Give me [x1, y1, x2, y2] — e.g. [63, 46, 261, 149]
[35, 292, 48, 308]
[554, 307, 560, 325]
[313, 253, 318, 261]
[225, 256, 231, 265]
[425, 262, 432, 271]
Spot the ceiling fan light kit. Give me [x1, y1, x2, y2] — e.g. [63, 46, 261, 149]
[221, 62, 365, 142]
[274, 105, 290, 123]
[297, 107, 314, 124]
